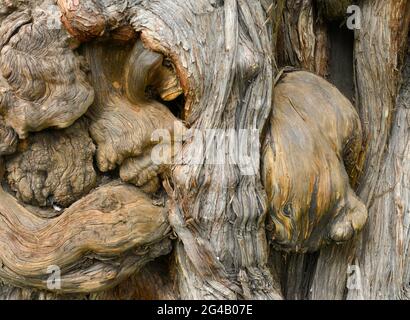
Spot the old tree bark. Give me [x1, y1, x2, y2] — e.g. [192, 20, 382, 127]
[0, 0, 408, 300]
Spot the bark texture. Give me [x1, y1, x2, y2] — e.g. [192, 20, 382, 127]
[83, 40, 183, 193]
[5, 120, 96, 209]
[263, 70, 366, 253]
[348, 43, 410, 300]
[277, 0, 329, 77]
[268, 0, 410, 300]
[0, 0, 409, 301]
[0, 116, 17, 156]
[0, 9, 93, 138]
[53, 0, 281, 299]
[0, 177, 171, 293]
[310, 0, 410, 300]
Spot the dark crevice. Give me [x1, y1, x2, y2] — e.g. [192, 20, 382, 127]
[161, 94, 185, 120]
[281, 251, 320, 300]
[328, 22, 355, 102]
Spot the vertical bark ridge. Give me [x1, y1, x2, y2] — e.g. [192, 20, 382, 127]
[310, 0, 410, 300]
[129, 0, 280, 299]
[347, 38, 410, 300]
[276, 0, 329, 77]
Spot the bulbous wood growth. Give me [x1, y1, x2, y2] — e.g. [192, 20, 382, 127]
[5, 120, 97, 209]
[0, 9, 94, 138]
[263, 70, 367, 252]
[0, 0, 408, 300]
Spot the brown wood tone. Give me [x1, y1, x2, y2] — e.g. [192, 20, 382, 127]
[263, 70, 366, 253]
[276, 0, 330, 77]
[310, 0, 410, 300]
[0, 9, 94, 139]
[0, 0, 409, 300]
[316, 0, 354, 21]
[0, 176, 171, 293]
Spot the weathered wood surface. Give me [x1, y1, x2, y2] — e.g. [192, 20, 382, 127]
[5, 120, 97, 210]
[0, 175, 171, 293]
[0, 256, 177, 300]
[276, 0, 329, 77]
[0, 0, 408, 300]
[347, 42, 410, 300]
[0, 1, 177, 296]
[263, 70, 366, 253]
[83, 40, 183, 193]
[310, 0, 410, 300]
[0, 9, 94, 139]
[269, 0, 410, 300]
[54, 0, 281, 299]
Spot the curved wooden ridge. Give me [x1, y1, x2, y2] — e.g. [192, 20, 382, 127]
[0, 4, 176, 293]
[0, 9, 94, 139]
[0, 168, 171, 292]
[0, 0, 369, 298]
[263, 70, 367, 252]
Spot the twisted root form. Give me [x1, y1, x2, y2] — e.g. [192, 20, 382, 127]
[0, 165, 172, 293]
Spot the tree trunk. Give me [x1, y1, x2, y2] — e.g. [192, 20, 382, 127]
[0, 0, 409, 300]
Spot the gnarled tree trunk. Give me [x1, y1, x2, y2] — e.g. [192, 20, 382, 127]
[0, 0, 409, 300]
